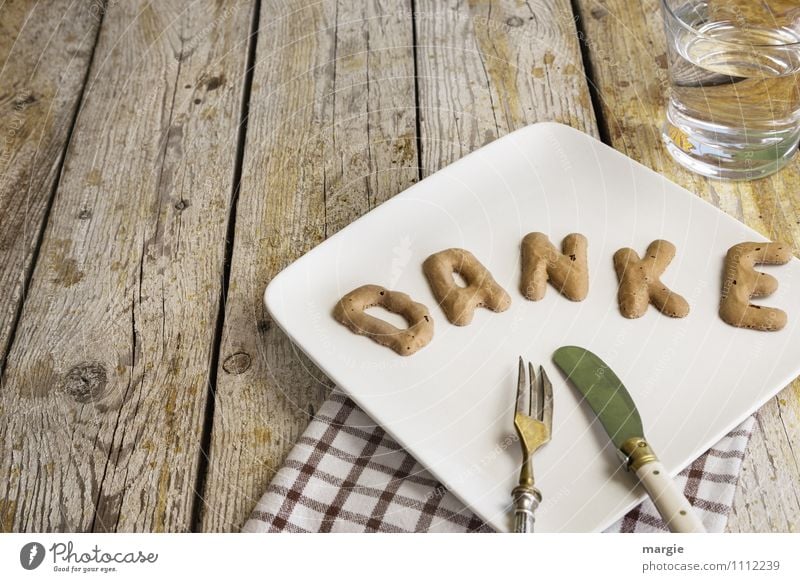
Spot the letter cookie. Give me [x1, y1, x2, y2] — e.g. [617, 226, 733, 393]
[422, 248, 511, 326]
[613, 240, 689, 319]
[520, 233, 589, 301]
[720, 242, 792, 331]
[333, 285, 434, 355]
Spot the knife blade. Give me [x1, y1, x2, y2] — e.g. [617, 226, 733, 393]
[553, 345, 706, 533]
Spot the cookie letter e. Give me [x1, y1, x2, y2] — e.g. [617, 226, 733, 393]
[720, 242, 792, 331]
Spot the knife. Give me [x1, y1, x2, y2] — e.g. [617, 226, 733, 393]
[553, 346, 706, 533]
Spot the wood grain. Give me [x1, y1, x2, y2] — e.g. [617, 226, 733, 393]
[573, 0, 800, 532]
[415, 0, 598, 174]
[2, 0, 793, 533]
[0, 1, 100, 367]
[0, 0, 255, 532]
[200, 0, 420, 531]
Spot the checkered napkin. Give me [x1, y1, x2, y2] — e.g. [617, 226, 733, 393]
[243, 391, 755, 533]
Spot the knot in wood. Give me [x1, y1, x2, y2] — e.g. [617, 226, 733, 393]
[222, 352, 251, 375]
[60, 362, 108, 403]
[13, 92, 36, 109]
[205, 75, 225, 91]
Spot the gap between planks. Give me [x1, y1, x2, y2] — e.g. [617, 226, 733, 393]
[0, 6, 104, 372]
[190, 0, 264, 533]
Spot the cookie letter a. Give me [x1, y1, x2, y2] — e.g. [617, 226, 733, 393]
[520, 233, 588, 301]
[423, 248, 511, 326]
[613, 240, 689, 318]
[720, 242, 792, 331]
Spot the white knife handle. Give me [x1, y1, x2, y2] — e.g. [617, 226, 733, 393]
[635, 460, 706, 533]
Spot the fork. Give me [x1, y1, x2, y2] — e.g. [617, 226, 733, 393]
[511, 356, 553, 533]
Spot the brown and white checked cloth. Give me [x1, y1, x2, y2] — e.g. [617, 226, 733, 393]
[243, 391, 755, 533]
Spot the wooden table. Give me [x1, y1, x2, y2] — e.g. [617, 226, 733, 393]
[1, 0, 798, 533]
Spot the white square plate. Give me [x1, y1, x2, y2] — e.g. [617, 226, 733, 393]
[264, 123, 800, 532]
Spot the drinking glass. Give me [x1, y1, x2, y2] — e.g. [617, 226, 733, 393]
[661, 0, 800, 180]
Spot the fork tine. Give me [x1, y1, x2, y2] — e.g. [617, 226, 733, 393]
[516, 356, 529, 417]
[539, 365, 554, 431]
[528, 361, 538, 419]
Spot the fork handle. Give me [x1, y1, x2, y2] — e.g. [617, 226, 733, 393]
[512, 485, 541, 532]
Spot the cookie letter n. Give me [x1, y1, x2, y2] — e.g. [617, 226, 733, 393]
[613, 240, 689, 319]
[720, 242, 792, 331]
[520, 233, 589, 301]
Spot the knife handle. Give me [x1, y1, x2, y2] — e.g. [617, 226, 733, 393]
[635, 460, 706, 533]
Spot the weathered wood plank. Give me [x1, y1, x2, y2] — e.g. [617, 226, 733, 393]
[415, 0, 598, 174]
[0, 1, 100, 367]
[200, 0, 420, 531]
[0, 0, 255, 532]
[573, 0, 800, 532]
[202, 0, 599, 531]
[728, 388, 800, 532]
